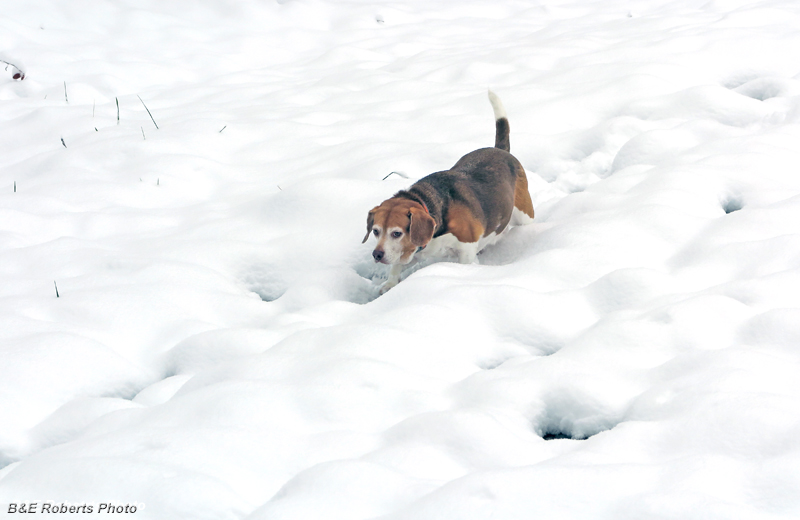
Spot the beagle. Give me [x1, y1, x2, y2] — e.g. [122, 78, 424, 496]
[364, 90, 534, 293]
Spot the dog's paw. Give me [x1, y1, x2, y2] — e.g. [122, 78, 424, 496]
[379, 279, 399, 295]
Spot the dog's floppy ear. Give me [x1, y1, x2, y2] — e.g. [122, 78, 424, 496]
[363, 207, 378, 243]
[409, 207, 435, 247]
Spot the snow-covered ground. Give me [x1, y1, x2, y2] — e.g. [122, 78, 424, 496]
[2, 0, 800, 517]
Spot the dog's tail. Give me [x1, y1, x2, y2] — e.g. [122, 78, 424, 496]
[488, 89, 510, 152]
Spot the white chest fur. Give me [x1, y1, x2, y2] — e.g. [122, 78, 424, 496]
[379, 206, 531, 294]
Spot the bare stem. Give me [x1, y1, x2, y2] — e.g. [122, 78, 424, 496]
[1, 59, 25, 80]
[137, 95, 159, 129]
[382, 171, 409, 181]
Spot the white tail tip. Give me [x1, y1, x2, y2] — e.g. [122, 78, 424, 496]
[488, 89, 507, 121]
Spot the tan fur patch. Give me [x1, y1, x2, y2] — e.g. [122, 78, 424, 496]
[514, 166, 535, 219]
[446, 203, 485, 243]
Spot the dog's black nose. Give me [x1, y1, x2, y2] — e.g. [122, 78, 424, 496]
[373, 250, 384, 262]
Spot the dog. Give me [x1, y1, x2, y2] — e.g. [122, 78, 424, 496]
[363, 90, 534, 293]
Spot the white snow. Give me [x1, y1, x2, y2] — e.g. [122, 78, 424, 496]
[2, 0, 800, 518]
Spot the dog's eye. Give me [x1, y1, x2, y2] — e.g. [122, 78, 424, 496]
[373, 229, 379, 236]
[391, 231, 402, 239]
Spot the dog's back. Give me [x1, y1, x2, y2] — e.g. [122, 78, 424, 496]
[412, 149, 517, 239]
[407, 91, 533, 239]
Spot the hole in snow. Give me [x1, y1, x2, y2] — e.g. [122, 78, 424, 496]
[241, 265, 287, 302]
[536, 419, 612, 441]
[721, 196, 743, 214]
[534, 391, 621, 441]
[541, 430, 575, 441]
[733, 78, 786, 101]
[253, 284, 286, 302]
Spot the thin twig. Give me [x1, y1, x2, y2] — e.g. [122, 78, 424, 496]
[1, 59, 25, 80]
[137, 95, 158, 129]
[219, 125, 227, 133]
[382, 171, 408, 181]
[54, 281, 60, 298]
[61, 137, 67, 148]
[64, 81, 68, 103]
[141, 127, 146, 140]
[116, 97, 120, 124]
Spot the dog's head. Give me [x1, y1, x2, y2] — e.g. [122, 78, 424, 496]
[363, 198, 435, 265]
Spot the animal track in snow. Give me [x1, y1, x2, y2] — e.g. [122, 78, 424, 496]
[534, 390, 621, 441]
[726, 74, 793, 101]
[721, 194, 744, 214]
[248, 279, 287, 302]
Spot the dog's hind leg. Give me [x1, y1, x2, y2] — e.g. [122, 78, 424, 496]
[513, 164, 535, 223]
[511, 206, 534, 226]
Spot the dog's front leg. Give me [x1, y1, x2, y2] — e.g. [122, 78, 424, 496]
[379, 263, 405, 294]
[456, 242, 480, 264]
